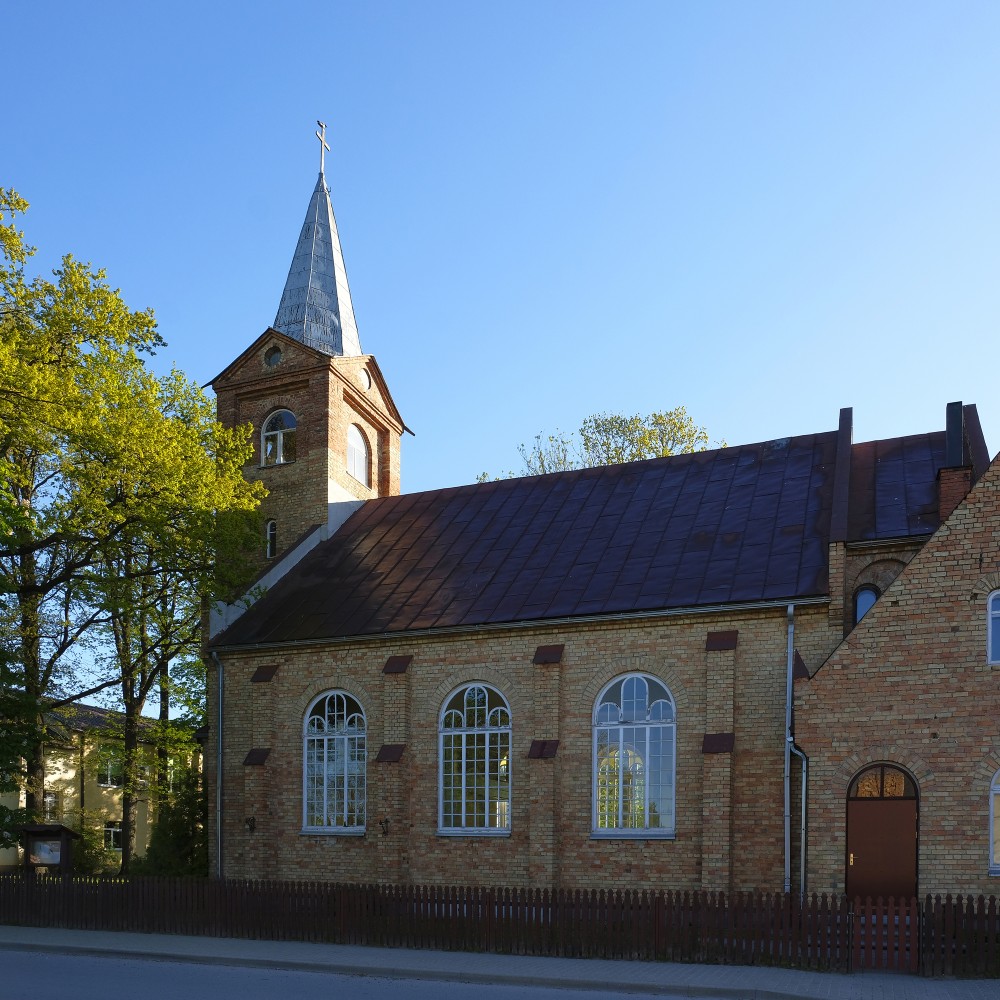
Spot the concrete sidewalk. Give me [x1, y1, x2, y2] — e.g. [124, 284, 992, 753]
[0, 924, 996, 999]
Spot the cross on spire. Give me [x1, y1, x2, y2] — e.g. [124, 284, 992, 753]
[316, 120, 331, 174]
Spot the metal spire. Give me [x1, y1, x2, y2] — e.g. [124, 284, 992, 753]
[272, 123, 362, 357]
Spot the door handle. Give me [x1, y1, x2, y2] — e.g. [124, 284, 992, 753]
[849, 853, 855, 866]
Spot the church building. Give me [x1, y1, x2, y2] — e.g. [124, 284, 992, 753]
[206, 137, 1000, 900]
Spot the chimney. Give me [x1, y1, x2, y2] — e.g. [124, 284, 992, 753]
[938, 401, 972, 521]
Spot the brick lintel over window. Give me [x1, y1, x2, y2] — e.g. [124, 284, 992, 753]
[243, 748, 271, 766]
[702, 733, 735, 754]
[383, 656, 412, 674]
[376, 743, 406, 762]
[533, 644, 565, 665]
[527, 739, 560, 759]
[251, 664, 279, 683]
[705, 630, 739, 652]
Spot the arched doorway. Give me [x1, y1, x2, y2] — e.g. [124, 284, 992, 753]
[846, 764, 918, 901]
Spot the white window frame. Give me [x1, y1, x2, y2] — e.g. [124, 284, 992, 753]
[438, 683, 511, 836]
[347, 424, 371, 487]
[104, 820, 122, 851]
[988, 591, 1000, 665]
[262, 409, 297, 467]
[97, 758, 124, 788]
[592, 673, 676, 839]
[265, 519, 277, 559]
[991, 770, 1000, 876]
[42, 790, 60, 822]
[302, 691, 367, 835]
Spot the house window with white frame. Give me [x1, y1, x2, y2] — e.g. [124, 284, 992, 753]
[991, 770, 1000, 875]
[104, 820, 122, 851]
[439, 684, 511, 834]
[262, 409, 297, 466]
[265, 519, 277, 559]
[989, 592, 1000, 664]
[347, 424, 371, 487]
[42, 790, 60, 822]
[303, 691, 366, 832]
[97, 758, 124, 788]
[593, 674, 676, 837]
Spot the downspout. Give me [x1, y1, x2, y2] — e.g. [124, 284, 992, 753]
[210, 651, 224, 880]
[790, 742, 808, 898]
[784, 604, 794, 894]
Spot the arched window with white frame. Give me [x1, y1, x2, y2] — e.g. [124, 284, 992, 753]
[262, 409, 296, 466]
[991, 769, 1000, 875]
[593, 674, 676, 837]
[303, 691, 366, 833]
[439, 683, 511, 834]
[988, 591, 1000, 664]
[265, 520, 277, 559]
[347, 424, 371, 487]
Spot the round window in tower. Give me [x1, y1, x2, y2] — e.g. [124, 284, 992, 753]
[264, 346, 283, 368]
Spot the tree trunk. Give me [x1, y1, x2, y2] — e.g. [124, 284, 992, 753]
[119, 703, 140, 875]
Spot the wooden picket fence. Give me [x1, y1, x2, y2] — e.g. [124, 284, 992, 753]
[1, 876, 999, 976]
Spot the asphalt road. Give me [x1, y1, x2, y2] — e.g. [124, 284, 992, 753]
[1, 949, 687, 1000]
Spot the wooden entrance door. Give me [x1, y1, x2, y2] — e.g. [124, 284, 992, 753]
[846, 764, 918, 901]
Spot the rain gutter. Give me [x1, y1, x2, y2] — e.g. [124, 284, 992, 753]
[211, 596, 829, 654]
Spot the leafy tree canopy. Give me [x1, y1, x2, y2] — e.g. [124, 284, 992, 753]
[481, 407, 723, 480]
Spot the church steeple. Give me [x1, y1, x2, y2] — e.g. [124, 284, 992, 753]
[272, 122, 362, 357]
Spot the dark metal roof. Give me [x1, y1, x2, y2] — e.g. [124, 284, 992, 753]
[216, 430, 846, 647]
[846, 432, 944, 541]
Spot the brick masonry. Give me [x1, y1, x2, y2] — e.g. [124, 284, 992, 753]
[797, 456, 1000, 898]
[207, 602, 846, 891]
[210, 330, 404, 567]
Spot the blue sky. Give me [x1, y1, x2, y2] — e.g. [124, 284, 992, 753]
[8, 2, 1000, 493]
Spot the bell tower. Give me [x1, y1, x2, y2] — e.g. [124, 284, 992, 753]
[209, 124, 406, 567]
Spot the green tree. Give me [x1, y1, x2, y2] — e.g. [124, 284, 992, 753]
[85, 368, 262, 872]
[0, 651, 34, 849]
[0, 190, 263, 848]
[481, 407, 722, 479]
[132, 765, 208, 877]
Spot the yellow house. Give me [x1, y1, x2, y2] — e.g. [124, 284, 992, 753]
[0, 704, 154, 872]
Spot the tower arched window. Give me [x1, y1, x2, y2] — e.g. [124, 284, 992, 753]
[347, 424, 370, 487]
[303, 691, 366, 833]
[593, 674, 675, 837]
[439, 683, 511, 834]
[263, 410, 297, 466]
[265, 520, 277, 559]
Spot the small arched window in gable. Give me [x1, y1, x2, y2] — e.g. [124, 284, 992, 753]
[265, 520, 277, 559]
[991, 770, 1000, 875]
[263, 410, 296, 466]
[347, 424, 371, 487]
[854, 586, 879, 626]
[988, 592, 1000, 665]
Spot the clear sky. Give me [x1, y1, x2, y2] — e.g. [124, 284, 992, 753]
[8, 1, 1000, 494]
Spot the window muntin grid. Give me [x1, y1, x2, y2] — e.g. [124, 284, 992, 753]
[263, 410, 297, 466]
[593, 674, 675, 836]
[438, 684, 511, 835]
[303, 691, 366, 832]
